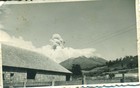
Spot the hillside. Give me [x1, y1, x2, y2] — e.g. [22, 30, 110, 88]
[84, 55, 138, 76]
[60, 56, 107, 70]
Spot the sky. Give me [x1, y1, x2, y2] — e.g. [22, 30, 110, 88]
[0, 0, 138, 62]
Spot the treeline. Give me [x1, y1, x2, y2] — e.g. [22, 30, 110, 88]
[106, 55, 138, 69]
[84, 55, 138, 71]
[70, 55, 138, 76]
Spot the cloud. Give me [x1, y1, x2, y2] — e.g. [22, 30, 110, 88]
[0, 1, 4, 7]
[0, 30, 36, 50]
[50, 34, 65, 50]
[37, 45, 100, 63]
[0, 30, 100, 63]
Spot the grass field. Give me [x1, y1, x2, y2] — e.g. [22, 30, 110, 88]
[54, 74, 138, 86]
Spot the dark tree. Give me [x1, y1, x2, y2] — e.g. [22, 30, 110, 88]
[106, 62, 109, 67]
[127, 61, 133, 69]
[121, 63, 124, 68]
[109, 73, 115, 79]
[71, 64, 82, 76]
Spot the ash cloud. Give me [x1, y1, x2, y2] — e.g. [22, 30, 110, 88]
[50, 34, 65, 50]
[0, 30, 100, 63]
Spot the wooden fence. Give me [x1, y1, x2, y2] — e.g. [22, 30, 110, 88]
[3, 81, 52, 88]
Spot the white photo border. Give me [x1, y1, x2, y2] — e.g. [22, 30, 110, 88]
[0, 0, 140, 88]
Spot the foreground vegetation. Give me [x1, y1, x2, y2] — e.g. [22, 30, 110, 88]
[70, 55, 138, 83]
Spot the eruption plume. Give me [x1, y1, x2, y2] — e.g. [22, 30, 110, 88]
[50, 34, 65, 50]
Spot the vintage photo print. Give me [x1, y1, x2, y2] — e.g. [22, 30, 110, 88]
[0, 0, 139, 88]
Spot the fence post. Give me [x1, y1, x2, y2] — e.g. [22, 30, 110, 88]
[9, 80, 13, 88]
[23, 78, 27, 88]
[51, 77, 55, 86]
[82, 74, 86, 85]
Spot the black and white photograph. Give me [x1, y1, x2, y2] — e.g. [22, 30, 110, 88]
[0, 0, 139, 87]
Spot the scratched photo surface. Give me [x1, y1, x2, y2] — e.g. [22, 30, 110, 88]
[0, 0, 139, 87]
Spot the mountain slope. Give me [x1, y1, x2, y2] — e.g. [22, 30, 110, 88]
[60, 56, 107, 70]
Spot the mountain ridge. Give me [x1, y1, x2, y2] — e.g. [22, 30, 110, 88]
[60, 56, 107, 70]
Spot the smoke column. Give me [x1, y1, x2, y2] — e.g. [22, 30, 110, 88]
[50, 34, 65, 50]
